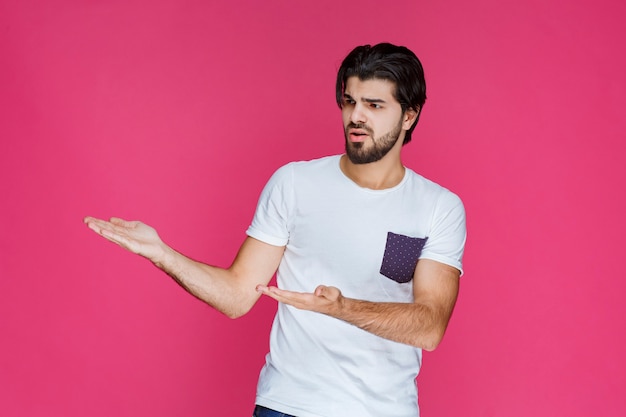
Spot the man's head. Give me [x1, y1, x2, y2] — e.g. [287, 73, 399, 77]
[336, 43, 427, 146]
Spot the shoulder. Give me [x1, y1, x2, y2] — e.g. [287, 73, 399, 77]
[285, 155, 340, 171]
[271, 155, 341, 181]
[405, 168, 464, 208]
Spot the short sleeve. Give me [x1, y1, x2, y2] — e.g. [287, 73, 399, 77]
[419, 190, 467, 275]
[246, 163, 294, 247]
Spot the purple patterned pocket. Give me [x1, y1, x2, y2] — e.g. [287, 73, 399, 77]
[379, 232, 428, 283]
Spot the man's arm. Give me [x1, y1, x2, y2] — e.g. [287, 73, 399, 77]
[84, 216, 284, 318]
[256, 258, 459, 350]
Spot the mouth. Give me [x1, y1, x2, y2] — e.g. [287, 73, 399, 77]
[347, 126, 371, 143]
[349, 132, 368, 142]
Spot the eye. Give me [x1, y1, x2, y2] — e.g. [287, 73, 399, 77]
[343, 97, 356, 106]
[370, 103, 382, 109]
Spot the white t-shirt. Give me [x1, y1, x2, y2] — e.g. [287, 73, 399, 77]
[246, 155, 466, 417]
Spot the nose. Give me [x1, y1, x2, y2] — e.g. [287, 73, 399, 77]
[349, 103, 367, 125]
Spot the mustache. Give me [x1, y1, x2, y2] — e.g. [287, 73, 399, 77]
[346, 122, 373, 133]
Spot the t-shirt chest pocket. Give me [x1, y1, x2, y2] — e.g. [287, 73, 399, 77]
[379, 232, 428, 283]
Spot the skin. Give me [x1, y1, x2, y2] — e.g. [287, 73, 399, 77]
[343, 77, 405, 167]
[84, 76, 460, 351]
[340, 77, 418, 190]
[83, 217, 284, 319]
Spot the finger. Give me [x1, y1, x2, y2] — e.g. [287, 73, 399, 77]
[84, 217, 109, 234]
[315, 286, 341, 302]
[314, 285, 327, 296]
[99, 228, 130, 247]
[85, 217, 129, 243]
[110, 217, 135, 228]
[256, 286, 287, 304]
[86, 217, 120, 235]
[256, 285, 269, 295]
[265, 287, 303, 300]
[84, 216, 107, 229]
[257, 286, 306, 305]
[257, 285, 291, 299]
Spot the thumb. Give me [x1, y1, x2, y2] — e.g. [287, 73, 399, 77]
[314, 285, 328, 297]
[315, 285, 341, 300]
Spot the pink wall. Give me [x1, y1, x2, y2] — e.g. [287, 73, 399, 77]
[1, 0, 625, 416]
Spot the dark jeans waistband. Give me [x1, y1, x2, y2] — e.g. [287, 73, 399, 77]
[253, 404, 296, 417]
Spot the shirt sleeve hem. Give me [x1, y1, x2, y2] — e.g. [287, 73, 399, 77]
[246, 227, 288, 247]
[419, 254, 464, 277]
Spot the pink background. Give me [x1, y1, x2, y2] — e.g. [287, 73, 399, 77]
[1, 0, 625, 416]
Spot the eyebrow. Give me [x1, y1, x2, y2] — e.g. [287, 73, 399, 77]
[343, 93, 387, 104]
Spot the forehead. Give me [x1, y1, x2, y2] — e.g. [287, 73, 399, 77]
[344, 76, 398, 101]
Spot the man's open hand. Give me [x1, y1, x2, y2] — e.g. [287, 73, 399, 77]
[83, 217, 167, 263]
[256, 284, 345, 316]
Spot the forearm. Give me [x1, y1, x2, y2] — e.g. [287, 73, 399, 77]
[333, 298, 446, 350]
[153, 245, 259, 318]
[333, 260, 461, 350]
[257, 282, 455, 350]
[84, 217, 282, 318]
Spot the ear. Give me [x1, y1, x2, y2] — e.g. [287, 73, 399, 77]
[402, 106, 420, 130]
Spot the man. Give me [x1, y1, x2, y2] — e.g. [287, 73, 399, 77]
[84, 43, 466, 417]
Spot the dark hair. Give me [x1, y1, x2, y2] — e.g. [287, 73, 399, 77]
[336, 43, 427, 145]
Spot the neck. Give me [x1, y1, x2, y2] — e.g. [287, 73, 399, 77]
[340, 151, 405, 190]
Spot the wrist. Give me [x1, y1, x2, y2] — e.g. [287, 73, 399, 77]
[334, 294, 349, 318]
[151, 242, 175, 268]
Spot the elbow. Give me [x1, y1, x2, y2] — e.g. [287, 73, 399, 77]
[413, 329, 446, 351]
[223, 310, 243, 319]
[420, 337, 441, 352]
[220, 299, 255, 319]
[414, 309, 453, 350]
[222, 306, 251, 319]
[209, 287, 257, 319]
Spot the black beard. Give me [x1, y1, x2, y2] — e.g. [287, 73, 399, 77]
[344, 121, 403, 164]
